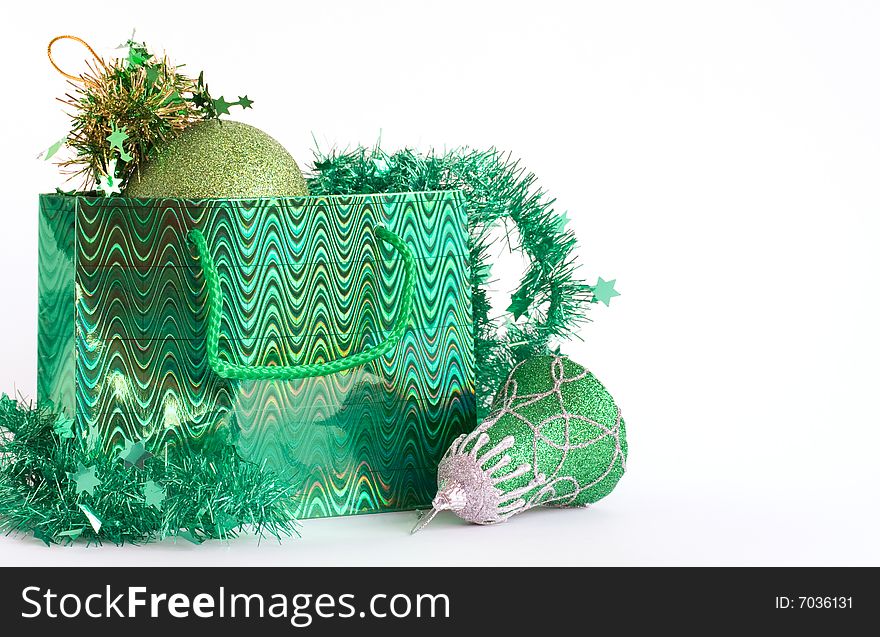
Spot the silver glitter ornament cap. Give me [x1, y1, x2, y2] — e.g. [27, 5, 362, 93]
[410, 482, 468, 534]
[410, 428, 547, 533]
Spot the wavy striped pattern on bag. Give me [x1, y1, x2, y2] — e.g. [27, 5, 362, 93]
[38, 191, 474, 517]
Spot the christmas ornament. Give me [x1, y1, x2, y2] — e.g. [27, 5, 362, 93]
[412, 355, 627, 531]
[49, 35, 252, 193]
[308, 146, 618, 418]
[125, 120, 309, 198]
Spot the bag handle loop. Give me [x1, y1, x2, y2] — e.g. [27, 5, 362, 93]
[188, 226, 415, 380]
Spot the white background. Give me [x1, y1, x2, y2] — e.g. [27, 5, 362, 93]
[0, 0, 878, 566]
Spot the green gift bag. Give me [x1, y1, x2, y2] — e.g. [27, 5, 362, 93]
[38, 191, 475, 518]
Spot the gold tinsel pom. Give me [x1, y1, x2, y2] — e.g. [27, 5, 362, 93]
[60, 55, 205, 189]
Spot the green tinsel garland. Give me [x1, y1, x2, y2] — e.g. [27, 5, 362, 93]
[0, 396, 299, 546]
[307, 145, 594, 417]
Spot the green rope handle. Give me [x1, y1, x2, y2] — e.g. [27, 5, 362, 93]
[188, 226, 416, 380]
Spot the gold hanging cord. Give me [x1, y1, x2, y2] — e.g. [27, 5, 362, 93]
[47, 35, 107, 81]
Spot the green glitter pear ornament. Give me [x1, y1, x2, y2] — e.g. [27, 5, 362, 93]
[124, 120, 309, 198]
[412, 355, 627, 531]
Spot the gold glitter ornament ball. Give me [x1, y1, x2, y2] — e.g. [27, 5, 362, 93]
[124, 120, 309, 199]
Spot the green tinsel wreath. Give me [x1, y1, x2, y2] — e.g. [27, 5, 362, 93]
[307, 145, 595, 418]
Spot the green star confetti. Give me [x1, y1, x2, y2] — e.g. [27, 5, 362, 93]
[52, 414, 74, 439]
[68, 463, 101, 496]
[96, 173, 121, 197]
[552, 211, 570, 233]
[106, 124, 129, 152]
[237, 95, 254, 109]
[143, 480, 166, 510]
[33, 527, 52, 547]
[118, 148, 133, 162]
[592, 277, 620, 306]
[57, 527, 84, 541]
[144, 65, 160, 84]
[507, 291, 534, 320]
[125, 40, 151, 69]
[97, 159, 121, 197]
[119, 439, 152, 469]
[39, 137, 67, 162]
[78, 503, 103, 533]
[175, 528, 204, 545]
[212, 96, 233, 116]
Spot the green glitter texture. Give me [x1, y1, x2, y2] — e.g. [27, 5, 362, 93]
[484, 355, 627, 506]
[124, 120, 309, 198]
